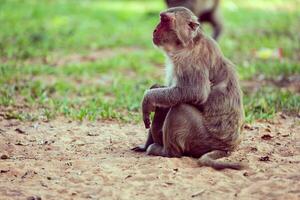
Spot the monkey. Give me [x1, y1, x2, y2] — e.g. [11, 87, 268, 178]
[165, 0, 223, 40]
[132, 7, 244, 170]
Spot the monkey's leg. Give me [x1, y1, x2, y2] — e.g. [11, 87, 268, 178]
[210, 14, 223, 40]
[132, 83, 167, 152]
[147, 104, 195, 157]
[132, 107, 169, 152]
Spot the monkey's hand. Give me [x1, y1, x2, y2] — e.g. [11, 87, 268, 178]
[142, 90, 156, 129]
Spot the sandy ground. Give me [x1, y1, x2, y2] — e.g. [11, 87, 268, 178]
[0, 114, 299, 200]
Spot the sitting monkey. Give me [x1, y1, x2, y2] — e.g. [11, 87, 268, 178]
[132, 7, 244, 170]
[165, 0, 223, 40]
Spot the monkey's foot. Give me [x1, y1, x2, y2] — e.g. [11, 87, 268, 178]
[146, 143, 165, 156]
[131, 145, 147, 152]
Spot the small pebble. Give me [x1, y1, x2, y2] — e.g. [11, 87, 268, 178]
[244, 124, 254, 130]
[259, 156, 270, 161]
[27, 196, 41, 200]
[243, 172, 249, 176]
[0, 154, 9, 159]
[265, 128, 271, 132]
[261, 134, 273, 140]
[0, 169, 9, 173]
[15, 128, 26, 134]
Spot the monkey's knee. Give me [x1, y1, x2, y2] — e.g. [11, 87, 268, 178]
[167, 104, 200, 123]
[168, 104, 190, 115]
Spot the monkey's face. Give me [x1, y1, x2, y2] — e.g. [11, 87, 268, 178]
[153, 8, 200, 52]
[153, 12, 181, 52]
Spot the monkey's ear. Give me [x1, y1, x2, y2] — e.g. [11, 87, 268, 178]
[188, 21, 200, 31]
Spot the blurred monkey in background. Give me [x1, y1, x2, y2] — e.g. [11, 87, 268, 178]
[165, 0, 223, 40]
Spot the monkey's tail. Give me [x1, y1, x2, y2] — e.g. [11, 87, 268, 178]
[198, 150, 244, 170]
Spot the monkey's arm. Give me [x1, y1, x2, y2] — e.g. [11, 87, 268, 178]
[142, 70, 210, 128]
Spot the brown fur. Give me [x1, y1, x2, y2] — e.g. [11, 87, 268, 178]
[165, 0, 223, 40]
[132, 7, 244, 170]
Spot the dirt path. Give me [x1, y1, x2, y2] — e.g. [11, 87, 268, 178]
[0, 114, 299, 200]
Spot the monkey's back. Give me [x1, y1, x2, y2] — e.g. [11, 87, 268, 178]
[196, 37, 244, 149]
[203, 61, 244, 149]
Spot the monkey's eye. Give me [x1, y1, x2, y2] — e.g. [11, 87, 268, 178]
[188, 21, 200, 31]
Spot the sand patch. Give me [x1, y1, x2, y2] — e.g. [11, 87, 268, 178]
[0, 114, 299, 200]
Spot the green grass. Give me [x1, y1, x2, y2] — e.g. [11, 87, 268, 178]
[0, 0, 299, 122]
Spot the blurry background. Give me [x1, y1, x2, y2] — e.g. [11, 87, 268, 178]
[0, 0, 299, 122]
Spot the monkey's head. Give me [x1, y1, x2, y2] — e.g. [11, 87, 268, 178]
[153, 7, 200, 52]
